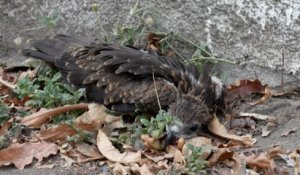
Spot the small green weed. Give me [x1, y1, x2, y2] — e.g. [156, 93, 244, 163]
[185, 144, 208, 173]
[140, 110, 180, 139]
[15, 66, 85, 108]
[0, 102, 10, 125]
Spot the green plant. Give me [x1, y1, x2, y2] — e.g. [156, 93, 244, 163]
[15, 66, 85, 108]
[185, 144, 208, 173]
[0, 103, 10, 125]
[140, 110, 180, 139]
[39, 10, 61, 29]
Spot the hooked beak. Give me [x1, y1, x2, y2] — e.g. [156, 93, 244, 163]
[164, 131, 178, 147]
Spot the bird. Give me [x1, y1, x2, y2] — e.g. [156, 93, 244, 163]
[21, 34, 226, 143]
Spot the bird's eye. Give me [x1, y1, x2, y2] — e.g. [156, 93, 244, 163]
[189, 124, 198, 131]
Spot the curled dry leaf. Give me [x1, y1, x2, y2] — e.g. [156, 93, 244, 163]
[75, 104, 122, 131]
[18, 69, 37, 80]
[141, 134, 163, 150]
[38, 124, 77, 141]
[182, 137, 212, 160]
[112, 163, 131, 175]
[239, 112, 277, 123]
[21, 103, 89, 128]
[0, 141, 58, 169]
[131, 163, 153, 175]
[208, 115, 254, 146]
[75, 142, 103, 160]
[166, 145, 185, 166]
[208, 148, 234, 166]
[250, 86, 272, 105]
[241, 153, 271, 170]
[227, 79, 270, 104]
[97, 129, 141, 164]
[281, 127, 297, 137]
[147, 33, 165, 52]
[0, 118, 13, 136]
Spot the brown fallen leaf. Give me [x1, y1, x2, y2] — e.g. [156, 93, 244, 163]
[281, 128, 297, 137]
[21, 103, 89, 128]
[239, 112, 277, 123]
[0, 118, 13, 136]
[208, 115, 254, 146]
[208, 148, 234, 166]
[0, 141, 58, 169]
[18, 69, 37, 80]
[166, 145, 185, 166]
[227, 79, 271, 104]
[250, 86, 272, 105]
[75, 104, 121, 131]
[0, 77, 16, 90]
[38, 124, 77, 141]
[147, 33, 165, 52]
[141, 134, 163, 150]
[97, 129, 141, 164]
[75, 142, 103, 160]
[241, 153, 271, 170]
[112, 163, 131, 175]
[131, 163, 153, 175]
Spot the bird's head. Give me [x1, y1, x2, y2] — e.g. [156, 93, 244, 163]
[165, 94, 211, 145]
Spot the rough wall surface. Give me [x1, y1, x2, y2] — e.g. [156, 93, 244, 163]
[0, 0, 299, 75]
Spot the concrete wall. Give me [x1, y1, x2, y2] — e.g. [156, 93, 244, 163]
[0, 0, 299, 75]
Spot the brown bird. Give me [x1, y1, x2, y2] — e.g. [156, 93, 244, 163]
[21, 35, 225, 143]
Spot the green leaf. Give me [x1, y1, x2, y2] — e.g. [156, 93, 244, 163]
[140, 118, 150, 126]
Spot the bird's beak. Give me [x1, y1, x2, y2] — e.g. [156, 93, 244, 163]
[164, 131, 178, 147]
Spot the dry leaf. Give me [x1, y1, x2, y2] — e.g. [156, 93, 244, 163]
[0, 141, 58, 169]
[250, 86, 272, 105]
[208, 148, 234, 166]
[208, 115, 254, 146]
[281, 128, 297, 137]
[19, 69, 37, 80]
[21, 103, 89, 128]
[112, 163, 131, 175]
[75, 142, 103, 160]
[241, 153, 271, 170]
[141, 134, 163, 150]
[0, 118, 13, 136]
[38, 124, 77, 141]
[239, 112, 277, 123]
[166, 145, 185, 166]
[75, 104, 121, 131]
[97, 129, 141, 164]
[227, 79, 271, 104]
[131, 163, 153, 175]
[147, 33, 165, 52]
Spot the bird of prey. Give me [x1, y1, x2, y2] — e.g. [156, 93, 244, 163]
[21, 35, 226, 142]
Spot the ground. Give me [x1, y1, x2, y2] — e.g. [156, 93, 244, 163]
[0, 53, 299, 174]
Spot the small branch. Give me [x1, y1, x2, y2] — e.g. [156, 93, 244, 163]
[281, 50, 285, 91]
[0, 77, 16, 90]
[152, 72, 162, 111]
[18, 26, 46, 37]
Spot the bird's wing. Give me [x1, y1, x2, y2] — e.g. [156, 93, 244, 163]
[21, 35, 219, 112]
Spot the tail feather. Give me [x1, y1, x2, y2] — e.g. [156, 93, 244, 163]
[21, 35, 85, 64]
[20, 49, 55, 63]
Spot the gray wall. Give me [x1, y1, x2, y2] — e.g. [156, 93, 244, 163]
[0, 0, 299, 75]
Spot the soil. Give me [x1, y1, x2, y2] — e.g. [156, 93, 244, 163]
[0, 54, 299, 175]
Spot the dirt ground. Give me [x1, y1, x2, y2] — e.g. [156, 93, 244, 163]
[0, 54, 299, 174]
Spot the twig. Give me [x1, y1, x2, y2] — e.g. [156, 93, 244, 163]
[0, 77, 16, 90]
[233, 144, 279, 153]
[281, 50, 285, 91]
[18, 26, 46, 38]
[152, 72, 162, 111]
